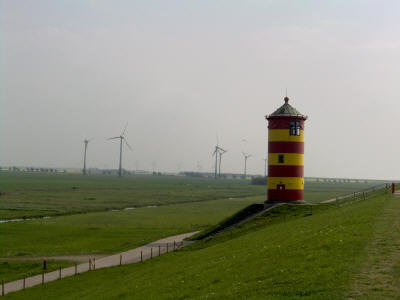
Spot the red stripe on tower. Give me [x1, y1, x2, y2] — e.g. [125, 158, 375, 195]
[268, 142, 304, 154]
[268, 165, 304, 177]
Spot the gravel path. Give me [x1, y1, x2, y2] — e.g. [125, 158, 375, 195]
[1, 231, 197, 296]
[0, 255, 106, 263]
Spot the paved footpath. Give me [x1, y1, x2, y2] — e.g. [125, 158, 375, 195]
[2, 231, 197, 296]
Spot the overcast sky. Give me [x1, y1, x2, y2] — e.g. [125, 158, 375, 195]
[1, 0, 400, 179]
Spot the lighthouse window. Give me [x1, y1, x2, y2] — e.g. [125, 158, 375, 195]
[278, 155, 284, 163]
[290, 121, 301, 136]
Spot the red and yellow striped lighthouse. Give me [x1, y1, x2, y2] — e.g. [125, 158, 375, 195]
[265, 96, 307, 202]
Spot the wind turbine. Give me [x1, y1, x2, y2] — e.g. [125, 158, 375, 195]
[218, 149, 227, 178]
[242, 152, 252, 178]
[212, 136, 226, 179]
[213, 145, 219, 179]
[82, 138, 93, 175]
[107, 124, 133, 177]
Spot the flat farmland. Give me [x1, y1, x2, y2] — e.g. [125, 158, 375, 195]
[4, 191, 396, 299]
[0, 172, 382, 284]
[0, 173, 267, 220]
[0, 196, 262, 258]
[0, 196, 261, 283]
[0, 172, 380, 220]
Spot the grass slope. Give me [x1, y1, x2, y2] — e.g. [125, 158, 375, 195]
[4, 193, 394, 299]
[189, 203, 265, 240]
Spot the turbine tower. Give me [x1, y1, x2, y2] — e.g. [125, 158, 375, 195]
[213, 145, 219, 179]
[107, 124, 133, 177]
[218, 149, 227, 178]
[212, 137, 226, 179]
[242, 152, 252, 178]
[82, 138, 93, 175]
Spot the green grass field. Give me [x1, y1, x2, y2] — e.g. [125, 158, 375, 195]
[0, 173, 384, 288]
[0, 175, 377, 259]
[0, 173, 267, 220]
[0, 195, 260, 283]
[0, 172, 379, 220]
[3, 191, 396, 299]
[0, 196, 262, 259]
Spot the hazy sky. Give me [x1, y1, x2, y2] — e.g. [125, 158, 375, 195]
[1, 1, 400, 179]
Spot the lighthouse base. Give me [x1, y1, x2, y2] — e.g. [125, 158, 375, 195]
[264, 200, 306, 205]
[267, 189, 304, 202]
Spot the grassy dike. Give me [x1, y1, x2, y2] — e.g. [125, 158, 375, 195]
[347, 192, 400, 299]
[4, 193, 395, 299]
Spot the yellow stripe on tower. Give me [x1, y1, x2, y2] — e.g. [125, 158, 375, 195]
[268, 153, 304, 166]
[267, 177, 304, 190]
[268, 129, 304, 142]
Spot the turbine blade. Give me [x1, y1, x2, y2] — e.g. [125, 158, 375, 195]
[124, 139, 133, 151]
[107, 137, 120, 140]
[121, 122, 128, 136]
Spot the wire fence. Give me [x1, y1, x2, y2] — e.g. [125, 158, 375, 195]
[319, 182, 393, 206]
[214, 182, 399, 241]
[202, 182, 398, 242]
[1, 238, 190, 296]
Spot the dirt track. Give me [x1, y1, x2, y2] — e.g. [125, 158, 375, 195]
[0, 255, 106, 263]
[2, 231, 197, 296]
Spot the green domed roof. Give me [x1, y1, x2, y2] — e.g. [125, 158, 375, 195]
[266, 97, 307, 119]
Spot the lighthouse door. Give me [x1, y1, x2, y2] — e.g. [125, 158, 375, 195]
[276, 184, 286, 201]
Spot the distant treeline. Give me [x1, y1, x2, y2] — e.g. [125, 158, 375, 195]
[251, 176, 267, 185]
[182, 172, 258, 179]
[0, 167, 66, 173]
